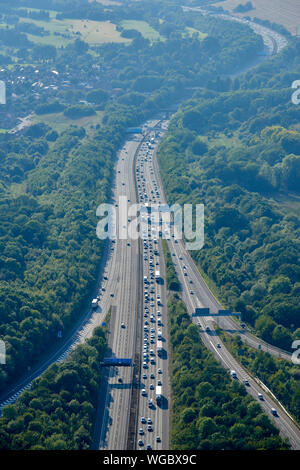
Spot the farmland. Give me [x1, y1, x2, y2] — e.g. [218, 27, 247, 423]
[31, 110, 104, 134]
[16, 16, 129, 47]
[120, 20, 163, 42]
[213, 0, 300, 35]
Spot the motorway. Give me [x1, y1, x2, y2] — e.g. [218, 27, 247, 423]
[134, 130, 170, 450]
[92, 119, 171, 450]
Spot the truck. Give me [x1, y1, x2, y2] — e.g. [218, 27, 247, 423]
[156, 386, 162, 405]
[92, 298, 98, 309]
[155, 270, 161, 283]
[157, 340, 163, 357]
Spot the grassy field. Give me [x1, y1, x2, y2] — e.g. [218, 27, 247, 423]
[17, 16, 129, 47]
[213, 0, 300, 35]
[184, 27, 208, 40]
[32, 110, 104, 134]
[120, 20, 163, 42]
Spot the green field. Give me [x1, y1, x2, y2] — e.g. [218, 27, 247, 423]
[184, 27, 208, 40]
[17, 16, 129, 47]
[32, 110, 104, 134]
[121, 20, 163, 42]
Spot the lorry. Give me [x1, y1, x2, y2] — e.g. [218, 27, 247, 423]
[92, 298, 98, 309]
[156, 386, 162, 405]
[157, 340, 163, 357]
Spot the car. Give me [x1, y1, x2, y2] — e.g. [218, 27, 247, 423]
[147, 418, 152, 424]
[149, 383, 154, 390]
[139, 428, 144, 435]
[244, 379, 250, 386]
[230, 370, 237, 378]
[147, 425, 152, 432]
[150, 373, 155, 379]
[157, 368, 162, 374]
[258, 393, 264, 400]
[138, 440, 144, 446]
[121, 322, 125, 328]
[271, 408, 278, 416]
[217, 343, 221, 348]
[143, 362, 148, 369]
[189, 279, 193, 284]
[190, 290, 194, 295]
[142, 373, 147, 380]
[157, 380, 162, 386]
[146, 445, 152, 450]
[148, 400, 153, 408]
[142, 389, 147, 396]
[110, 293, 114, 297]
[141, 417, 146, 424]
[156, 436, 161, 443]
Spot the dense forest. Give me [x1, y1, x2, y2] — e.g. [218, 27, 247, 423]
[168, 295, 289, 449]
[0, 326, 106, 449]
[158, 38, 300, 351]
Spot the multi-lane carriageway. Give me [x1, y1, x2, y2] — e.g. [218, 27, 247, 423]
[1, 118, 300, 450]
[93, 119, 170, 451]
